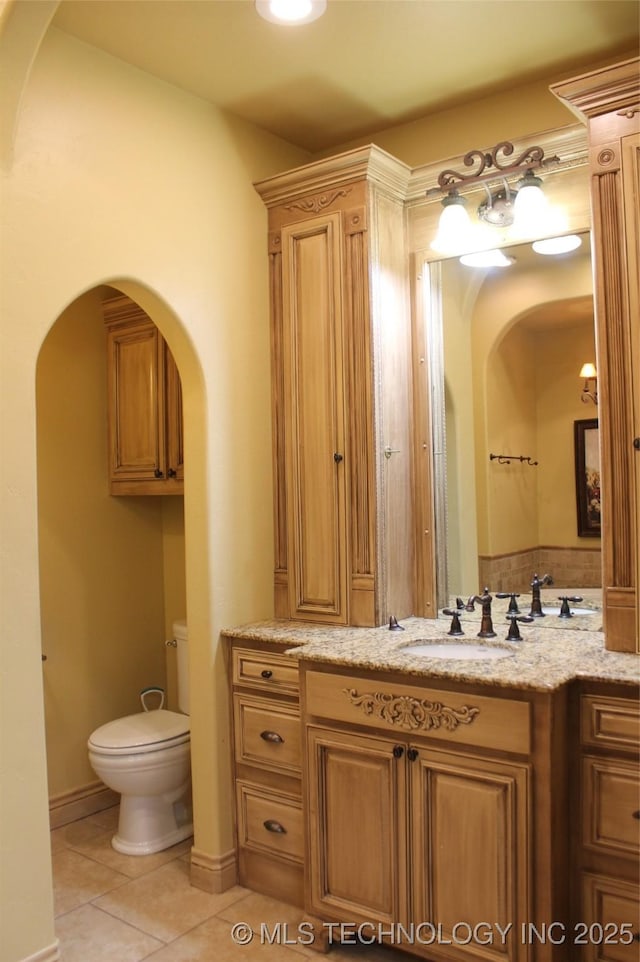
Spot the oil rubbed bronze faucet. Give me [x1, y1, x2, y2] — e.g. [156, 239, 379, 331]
[471, 587, 496, 638]
[528, 573, 554, 617]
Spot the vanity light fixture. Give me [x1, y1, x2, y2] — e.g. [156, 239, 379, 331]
[459, 249, 515, 268]
[532, 234, 582, 255]
[427, 141, 561, 256]
[580, 362, 598, 405]
[255, 0, 326, 24]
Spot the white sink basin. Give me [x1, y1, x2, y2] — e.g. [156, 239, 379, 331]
[398, 642, 515, 661]
[540, 606, 596, 616]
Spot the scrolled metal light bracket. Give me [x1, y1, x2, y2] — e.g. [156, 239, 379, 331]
[426, 141, 560, 196]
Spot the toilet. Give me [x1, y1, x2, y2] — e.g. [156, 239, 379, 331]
[88, 620, 193, 855]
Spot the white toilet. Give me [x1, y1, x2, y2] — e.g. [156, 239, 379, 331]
[88, 620, 193, 855]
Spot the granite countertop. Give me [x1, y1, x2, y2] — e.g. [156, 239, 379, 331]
[223, 612, 640, 692]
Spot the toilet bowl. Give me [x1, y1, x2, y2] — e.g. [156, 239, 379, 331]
[88, 620, 193, 855]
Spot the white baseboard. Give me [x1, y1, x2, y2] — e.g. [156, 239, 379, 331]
[49, 780, 119, 829]
[190, 845, 237, 893]
[19, 941, 61, 962]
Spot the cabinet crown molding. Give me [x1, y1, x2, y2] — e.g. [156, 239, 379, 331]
[254, 144, 412, 208]
[550, 56, 640, 120]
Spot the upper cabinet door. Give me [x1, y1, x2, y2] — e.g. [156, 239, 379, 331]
[104, 294, 184, 496]
[107, 321, 165, 483]
[281, 214, 348, 623]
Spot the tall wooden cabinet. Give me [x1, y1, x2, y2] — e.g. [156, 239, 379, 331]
[552, 58, 640, 651]
[103, 294, 184, 496]
[255, 147, 416, 627]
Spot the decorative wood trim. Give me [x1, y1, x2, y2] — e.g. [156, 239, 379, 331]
[269, 247, 287, 576]
[254, 144, 411, 209]
[344, 227, 374, 579]
[190, 846, 238, 893]
[342, 687, 480, 732]
[550, 57, 640, 119]
[49, 781, 118, 829]
[284, 188, 352, 215]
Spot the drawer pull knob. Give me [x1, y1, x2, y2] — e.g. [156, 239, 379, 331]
[264, 819, 286, 834]
[260, 669, 273, 679]
[633, 933, 640, 943]
[392, 745, 404, 758]
[407, 747, 419, 762]
[633, 810, 640, 820]
[260, 730, 284, 744]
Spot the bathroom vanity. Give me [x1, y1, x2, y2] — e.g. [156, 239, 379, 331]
[225, 622, 639, 961]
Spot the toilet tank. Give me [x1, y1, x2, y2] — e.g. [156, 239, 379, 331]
[172, 620, 190, 715]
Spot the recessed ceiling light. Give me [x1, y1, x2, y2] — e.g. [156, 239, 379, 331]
[255, 0, 327, 25]
[459, 249, 515, 268]
[532, 235, 582, 255]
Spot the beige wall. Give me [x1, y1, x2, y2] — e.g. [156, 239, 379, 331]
[0, 7, 611, 961]
[0, 19, 308, 961]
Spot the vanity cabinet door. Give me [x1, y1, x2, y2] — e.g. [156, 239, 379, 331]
[410, 746, 531, 962]
[306, 725, 407, 927]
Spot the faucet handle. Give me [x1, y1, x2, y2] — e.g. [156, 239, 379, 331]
[557, 596, 584, 618]
[506, 614, 534, 641]
[496, 592, 521, 614]
[442, 608, 464, 636]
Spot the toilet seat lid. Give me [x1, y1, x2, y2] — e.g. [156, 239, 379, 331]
[88, 709, 190, 754]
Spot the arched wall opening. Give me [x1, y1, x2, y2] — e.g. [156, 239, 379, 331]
[37, 280, 198, 815]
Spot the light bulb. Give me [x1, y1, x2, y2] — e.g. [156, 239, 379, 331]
[431, 193, 473, 255]
[255, 0, 326, 24]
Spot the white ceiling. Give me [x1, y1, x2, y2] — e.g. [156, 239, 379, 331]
[52, 0, 639, 152]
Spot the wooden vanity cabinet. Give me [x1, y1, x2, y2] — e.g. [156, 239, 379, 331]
[572, 682, 640, 961]
[227, 638, 304, 907]
[103, 293, 183, 495]
[254, 147, 416, 628]
[302, 664, 569, 962]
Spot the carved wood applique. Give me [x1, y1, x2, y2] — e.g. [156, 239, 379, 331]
[343, 687, 480, 731]
[284, 188, 352, 214]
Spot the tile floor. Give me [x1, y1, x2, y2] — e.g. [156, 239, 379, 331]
[52, 806, 407, 961]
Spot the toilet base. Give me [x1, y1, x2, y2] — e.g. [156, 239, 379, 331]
[112, 790, 193, 856]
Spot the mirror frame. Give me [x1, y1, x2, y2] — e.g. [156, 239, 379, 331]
[405, 123, 591, 616]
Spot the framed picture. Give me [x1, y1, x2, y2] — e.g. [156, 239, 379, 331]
[574, 418, 600, 537]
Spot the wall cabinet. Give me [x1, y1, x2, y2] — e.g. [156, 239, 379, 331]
[103, 294, 183, 495]
[227, 638, 303, 907]
[302, 664, 568, 962]
[255, 147, 416, 627]
[573, 684, 640, 961]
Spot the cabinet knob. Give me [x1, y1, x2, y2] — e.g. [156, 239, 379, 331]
[260, 669, 273, 679]
[263, 819, 286, 834]
[632, 810, 640, 820]
[333, 452, 343, 463]
[407, 748, 419, 762]
[392, 745, 404, 758]
[260, 730, 284, 744]
[154, 468, 164, 478]
[167, 468, 177, 478]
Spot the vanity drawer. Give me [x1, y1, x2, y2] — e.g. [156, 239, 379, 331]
[303, 670, 531, 755]
[236, 780, 303, 863]
[581, 695, 640, 753]
[582, 755, 640, 858]
[581, 872, 640, 962]
[232, 647, 299, 695]
[233, 693, 302, 776]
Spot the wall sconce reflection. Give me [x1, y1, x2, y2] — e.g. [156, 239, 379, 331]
[580, 362, 598, 404]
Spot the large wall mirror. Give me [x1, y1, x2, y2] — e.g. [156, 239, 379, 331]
[408, 124, 600, 628]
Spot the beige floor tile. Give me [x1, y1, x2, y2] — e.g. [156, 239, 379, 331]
[65, 826, 193, 878]
[85, 804, 121, 830]
[52, 848, 129, 917]
[93, 858, 249, 942]
[136, 914, 320, 962]
[51, 816, 111, 854]
[55, 903, 163, 962]
[216, 891, 305, 929]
